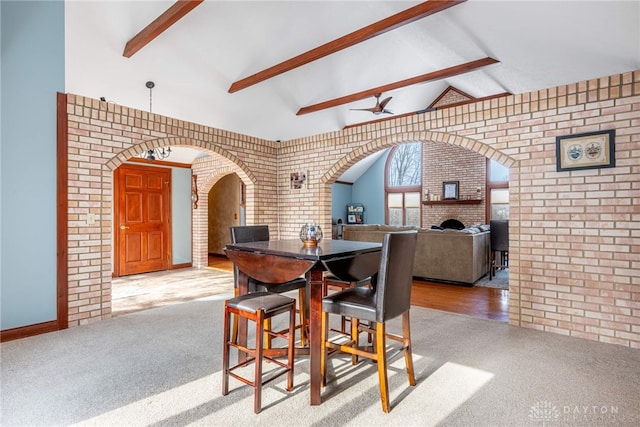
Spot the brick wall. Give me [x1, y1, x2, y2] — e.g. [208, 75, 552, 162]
[432, 87, 473, 108]
[423, 142, 486, 227]
[64, 70, 640, 348]
[65, 99, 279, 325]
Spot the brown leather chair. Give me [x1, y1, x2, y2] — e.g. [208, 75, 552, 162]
[222, 291, 295, 413]
[321, 231, 418, 413]
[230, 225, 308, 345]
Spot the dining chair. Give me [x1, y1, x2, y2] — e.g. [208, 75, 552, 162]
[320, 231, 418, 413]
[222, 291, 295, 413]
[489, 219, 509, 280]
[230, 225, 308, 346]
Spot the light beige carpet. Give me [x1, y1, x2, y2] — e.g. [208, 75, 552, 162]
[2, 293, 639, 426]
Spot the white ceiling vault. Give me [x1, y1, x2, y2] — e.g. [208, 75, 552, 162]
[66, 0, 640, 165]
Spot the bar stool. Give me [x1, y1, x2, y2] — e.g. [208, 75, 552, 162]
[230, 225, 308, 346]
[321, 231, 418, 413]
[222, 291, 295, 413]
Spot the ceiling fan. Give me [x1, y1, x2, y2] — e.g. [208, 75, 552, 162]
[350, 93, 393, 115]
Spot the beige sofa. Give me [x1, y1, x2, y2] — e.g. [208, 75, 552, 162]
[342, 224, 490, 285]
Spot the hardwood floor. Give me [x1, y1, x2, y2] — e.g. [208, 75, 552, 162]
[411, 280, 509, 322]
[209, 255, 509, 323]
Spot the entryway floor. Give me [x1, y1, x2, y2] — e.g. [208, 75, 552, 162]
[111, 265, 234, 317]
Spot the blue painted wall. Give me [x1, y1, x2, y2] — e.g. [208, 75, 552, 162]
[331, 150, 390, 225]
[172, 169, 193, 264]
[351, 150, 389, 224]
[1, 1, 65, 329]
[331, 183, 352, 223]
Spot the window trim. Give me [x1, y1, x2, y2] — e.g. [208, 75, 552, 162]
[485, 158, 509, 221]
[384, 143, 423, 226]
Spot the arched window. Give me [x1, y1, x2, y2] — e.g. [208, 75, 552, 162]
[385, 142, 422, 226]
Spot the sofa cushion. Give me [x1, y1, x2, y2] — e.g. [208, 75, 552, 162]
[442, 228, 465, 234]
[419, 228, 443, 234]
[345, 224, 380, 231]
[378, 225, 416, 232]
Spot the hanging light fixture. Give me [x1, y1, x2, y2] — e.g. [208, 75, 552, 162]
[140, 80, 171, 161]
[142, 147, 172, 161]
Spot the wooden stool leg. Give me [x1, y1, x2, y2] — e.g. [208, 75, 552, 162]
[350, 316, 359, 365]
[222, 302, 231, 395]
[287, 302, 295, 392]
[375, 322, 390, 413]
[263, 318, 272, 349]
[254, 309, 264, 414]
[231, 289, 239, 344]
[298, 288, 307, 347]
[402, 311, 416, 386]
[320, 311, 328, 387]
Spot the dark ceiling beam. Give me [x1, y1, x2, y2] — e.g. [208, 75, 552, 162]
[228, 0, 466, 93]
[123, 0, 204, 58]
[297, 57, 500, 115]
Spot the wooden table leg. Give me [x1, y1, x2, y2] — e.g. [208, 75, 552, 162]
[308, 265, 324, 405]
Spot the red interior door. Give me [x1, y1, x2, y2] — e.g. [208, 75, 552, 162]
[115, 164, 171, 276]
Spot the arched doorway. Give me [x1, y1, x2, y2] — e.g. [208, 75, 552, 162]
[321, 132, 517, 322]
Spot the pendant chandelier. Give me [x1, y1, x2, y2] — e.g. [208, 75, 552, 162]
[142, 147, 172, 161]
[140, 80, 171, 161]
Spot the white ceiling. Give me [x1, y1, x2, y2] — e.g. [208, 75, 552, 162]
[65, 0, 640, 177]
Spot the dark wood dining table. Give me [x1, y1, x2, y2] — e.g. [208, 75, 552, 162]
[224, 238, 382, 406]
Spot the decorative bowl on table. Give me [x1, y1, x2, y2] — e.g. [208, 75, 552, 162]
[300, 223, 323, 247]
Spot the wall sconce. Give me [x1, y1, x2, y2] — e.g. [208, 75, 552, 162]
[290, 172, 306, 189]
[191, 174, 199, 209]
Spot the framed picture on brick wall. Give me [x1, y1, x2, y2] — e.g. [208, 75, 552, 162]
[556, 130, 615, 171]
[443, 181, 459, 200]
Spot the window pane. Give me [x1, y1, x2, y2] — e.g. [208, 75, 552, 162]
[491, 188, 509, 220]
[388, 208, 403, 226]
[489, 160, 509, 182]
[492, 188, 509, 204]
[406, 208, 420, 227]
[388, 193, 403, 208]
[405, 192, 420, 207]
[387, 142, 422, 187]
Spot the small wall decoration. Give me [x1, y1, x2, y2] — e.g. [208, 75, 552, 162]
[191, 174, 199, 209]
[556, 129, 615, 171]
[290, 172, 306, 189]
[443, 181, 459, 200]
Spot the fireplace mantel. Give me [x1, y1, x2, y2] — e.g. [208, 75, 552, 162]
[423, 199, 482, 205]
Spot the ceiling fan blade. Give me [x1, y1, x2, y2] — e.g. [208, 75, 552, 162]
[351, 93, 391, 114]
